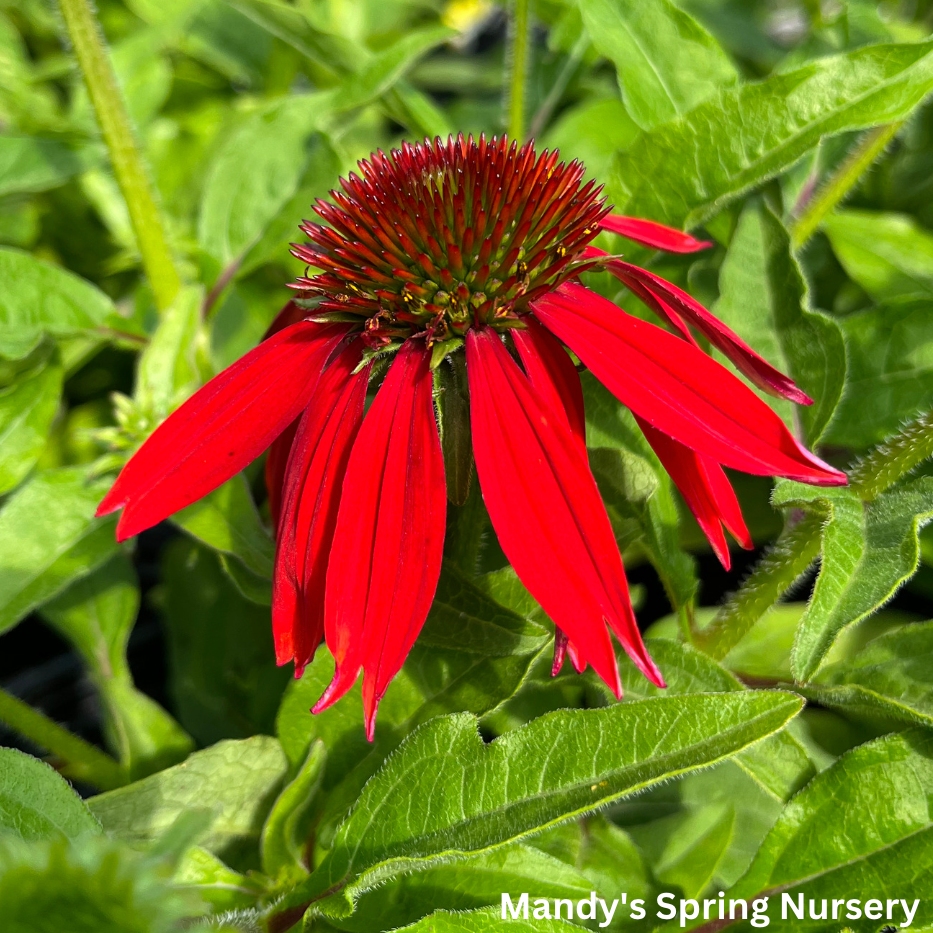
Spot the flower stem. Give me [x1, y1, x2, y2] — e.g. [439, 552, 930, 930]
[0, 686, 125, 790]
[790, 121, 902, 250]
[506, 0, 533, 141]
[58, 0, 182, 312]
[697, 406, 933, 660]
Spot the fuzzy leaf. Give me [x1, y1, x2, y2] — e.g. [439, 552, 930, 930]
[714, 202, 844, 442]
[578, 0, 737, 130]
[0, 468, 119, 635]
[610, 41, 933, 228]
[282, 692, 802, 915]
[0, 749, 100, 842]
[774, 478, 933, 681]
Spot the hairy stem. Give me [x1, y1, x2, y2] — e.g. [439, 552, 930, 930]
[696, 514, 823, 660]
[850, 406, 933, 502]
[790, 122, 902, 249]
[0, 686, 125, 790]
[506, 0, 533, 141]
[699, 406, 933, 659]
[58, 0, 182, 312]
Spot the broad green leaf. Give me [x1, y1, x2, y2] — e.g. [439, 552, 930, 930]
[828, 297, 933, 448]
[0, 835, 192, 933]
[88, 736, 287, 864]
[276, 564, 548, 847]
[800, 620, 933, 728]
[260, 739, 325, 882]
[283, 692, 803, 914]
[774, 478, 933, 680]
[198, 98, 333, 267]
[0, 352, 62, 495]
[725, 729, 933, 931]
[331, 845, 601, 933]
[41, 556, 193, 779]
[173, 845, 265, 911]
[0, 249, 118, 360]
[160, 540, 288, 745]
[823, 209, 933, 301]
[611, 40, 933, 228]
[0, 136, 84, 197]
[390, 910, 585, 932]
[0, 468, 119, 635]
[714, 202, 844, 442]
[331, 27, 455, 116]
[579, 0, 736, 130]
[0, 748, 100, 841]
[172, 474, 275, 579]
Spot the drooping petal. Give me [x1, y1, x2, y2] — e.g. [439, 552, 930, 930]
[98, 322, 351, 540]
[466, 328, 664, 694]
[599, 215, 712, 253]
[636, 416, 752, 570]
[532, 284, 847, 487]
[265, 419, 298, 533]
[272, 340, 370, 674]
[512, 318, 586, 451]
[314, 340, 446, 740]
[552, 626, 587, 675]
[265, 300, 309, 338]
[602, 256, 812, 405]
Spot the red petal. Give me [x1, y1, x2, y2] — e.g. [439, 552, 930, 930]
[552, 627, 588, 676]
[605, 259, 812, 405]
[466, 328, 663, 694]
[273, 340, 370, 673]
[513, 319, 586, 452]
[637, 416, 752, 570]
[265, 420, 298, 534]
[265, 300, 309, 338]
[98, 321, 350, 540]
[315, 340, 446, 740]
[532, 284, 847, 487]
[599, 215, 712, 253]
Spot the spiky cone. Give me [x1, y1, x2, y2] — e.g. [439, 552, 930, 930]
[98, 134, 846, 738]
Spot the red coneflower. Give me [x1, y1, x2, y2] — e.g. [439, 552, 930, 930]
[98, 134, 846, 739]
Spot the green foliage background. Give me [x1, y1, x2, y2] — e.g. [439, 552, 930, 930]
[1, 0, 933, 930]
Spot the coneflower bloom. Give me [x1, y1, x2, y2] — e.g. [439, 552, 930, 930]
[97, 134, 846, 738]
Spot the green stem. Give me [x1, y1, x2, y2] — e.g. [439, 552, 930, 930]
[58, 0, 182, 312]
[697, 406, 933, 660]
[790, 122, 902, 249]
[851, 406, 933, 502]
[0, 686, 125, 790]
[506, 0, 532, 142]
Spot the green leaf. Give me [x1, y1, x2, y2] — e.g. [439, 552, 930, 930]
[160, 539, 289, 745]
[260, 739, 325, 882]
[171, 474, 275, 580]
[276, 564, 548, 848]
[88, 736, 287, 865]
[828, 297, 933, 448]
[0, 748, 101, 842]
[0, 249, 118, 360]
[389, 909, 585, 932]
[0, 136, 84, 197]
[727, 729, 933, 930]
[198, 97, 333, 267]
[0, 835, 193, 933]
[135, 285, 203, 419]
[714, 202, 844, 442]
[774, 477, 933, 680]
[823, 208, 933, 301]
[610, 40, 933, 228]
[173, 845, 265, 912]
[0, 352, 62, 495]
[0, 467, 119, 635]
[282, 692, 803, 914]
[330, 844, 601, 933]
[41, 556, 194, 779]
[579, 0, 737, 130]
[799, 620, 933, 728]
